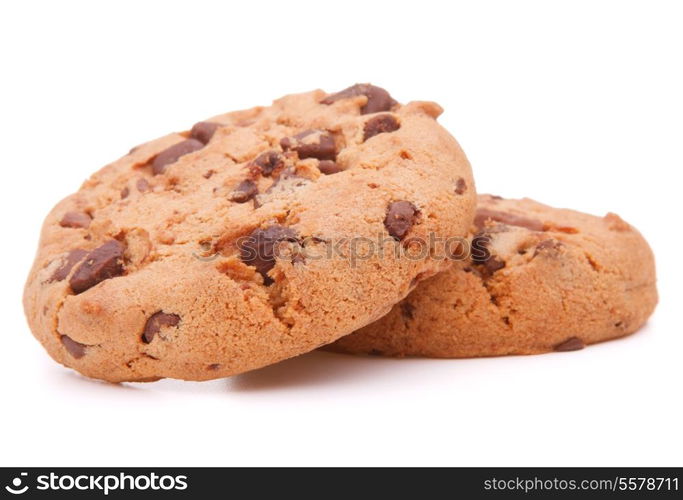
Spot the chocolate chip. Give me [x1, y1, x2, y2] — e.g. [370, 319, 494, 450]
[280, 130, 336, 161]
[59, 211, 91, 229]
[455, 178, 467, 195]
[448, 240, 467, 260]
[142, 311, 181, 343]
[69, 240, 125, 294]
[190, 121, 220, 144]
[238, 225, 299, 285]
[554, 337, 585, 352]
[61, 335, 87, 359]
[471, 231, 505, 276]
[474, 208, 544, 231]
[317, 160, 344, 175]
[152, 139, 204, 175]
[482, 256, 505, 275]
[207, 363, 221, 371]
[384, 201, 418, 240]
[120, 186, 130, 199]
[321, 84, 397, 114]
[136, 178, 150, 192]
[400, 302, 415, 320]
[249, 150, 284, 177]
[50, 249, 88, 282]
[230, 179, 258, 203]
[363, 114, 400, 141]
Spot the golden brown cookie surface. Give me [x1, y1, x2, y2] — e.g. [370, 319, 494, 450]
[23, 84, 476, 381]
[330, 195, 657, 357]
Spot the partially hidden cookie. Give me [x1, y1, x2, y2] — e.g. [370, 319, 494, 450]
[23, 84, 476, 382]
[330, 195, 657, 357]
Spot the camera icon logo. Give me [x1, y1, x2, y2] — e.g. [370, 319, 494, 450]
[5, 472, 29, 495]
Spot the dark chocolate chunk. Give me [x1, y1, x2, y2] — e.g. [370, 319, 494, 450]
[470, 233, 505, 277]
[120, 186, 130, 199]
[59, 211, 91, 229]
[280, 130, 336, 161]
[400, 302, 416, 320]
[69, 240, 125, 294]
[61, 335, 87, 359]
[317, 160, 344, 175]
[238, 225, 299, 285]
[554, 337, 585, 352]
[363, 114, 400, 141]
[190, 121, 220, 144]
[384, 201, 418, 240]
[152, 139, 204, 175]
[249, 150, 284, 177]
[474, 208, 544, 231]
[136, 178, 150, 192]
[50, 249, 88, 282]
[142, 311, 181, 343]
[230, 179, 258, 203]
[448, 239, 467, 260]
[321, 84, 397, 114]
[483, 256, 506, 275]
[455, 177, 467, 195]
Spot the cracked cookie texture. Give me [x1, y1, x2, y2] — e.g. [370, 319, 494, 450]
[23, 84, 476, 382]
[329, 195, 657, 357]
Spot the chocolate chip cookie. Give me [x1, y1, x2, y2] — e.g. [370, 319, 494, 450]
[330, 195, 657, 357]
[23, 84, 476, 382]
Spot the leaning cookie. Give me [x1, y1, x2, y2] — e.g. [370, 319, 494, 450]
[23, 84, 476, 382]
[329, 195, 657, 357]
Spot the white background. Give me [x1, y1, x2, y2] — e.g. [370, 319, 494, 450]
[1, 1, 681, 466]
